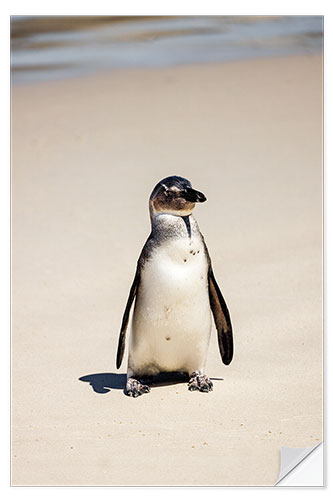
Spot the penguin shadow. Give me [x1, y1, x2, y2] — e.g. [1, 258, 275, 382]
[79, 373, 127, 393]
[79, 372, 223, 394]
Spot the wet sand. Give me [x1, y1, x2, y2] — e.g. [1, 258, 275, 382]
[11, 54, 323, 485]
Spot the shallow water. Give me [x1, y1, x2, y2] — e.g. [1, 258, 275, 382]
[11, 15, 323, 85]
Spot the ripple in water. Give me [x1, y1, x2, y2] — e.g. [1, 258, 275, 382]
[11, 15, 323, 84]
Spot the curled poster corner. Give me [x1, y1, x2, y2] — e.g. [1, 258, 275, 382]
[275, 442, 323, 486]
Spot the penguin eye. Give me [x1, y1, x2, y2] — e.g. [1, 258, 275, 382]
[168, 186, 181, 197]
[161, 185, 181, 199]
[160, 184, 170, 197]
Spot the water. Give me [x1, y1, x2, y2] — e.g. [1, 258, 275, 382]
[11, 15, 323, 85]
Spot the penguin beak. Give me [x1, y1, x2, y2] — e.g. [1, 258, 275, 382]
[182, 188, 207, 203]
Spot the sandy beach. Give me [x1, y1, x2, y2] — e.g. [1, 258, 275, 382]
[11, 54, 323, 486]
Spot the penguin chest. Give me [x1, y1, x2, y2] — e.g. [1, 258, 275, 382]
[130, 237, 212, 372]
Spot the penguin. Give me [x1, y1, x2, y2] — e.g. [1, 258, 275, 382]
[116, 176, 233, 397]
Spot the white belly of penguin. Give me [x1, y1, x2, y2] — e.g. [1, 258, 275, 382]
[129, 236, 212, 376]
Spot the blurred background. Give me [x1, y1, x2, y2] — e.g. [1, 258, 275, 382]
[11, 15, 323, 84]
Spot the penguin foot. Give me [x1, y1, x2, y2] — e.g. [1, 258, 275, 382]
[188, 372, 213, 393]
[124, 377, 150, 398]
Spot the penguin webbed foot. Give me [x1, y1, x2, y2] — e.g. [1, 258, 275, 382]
[188, 372, 213, 393]
[124, 377, 151, 398]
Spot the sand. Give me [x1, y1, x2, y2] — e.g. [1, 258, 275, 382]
[11, 54, 323, 486]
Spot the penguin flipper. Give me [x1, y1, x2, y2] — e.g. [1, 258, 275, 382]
[208, 267, 233, 365]
[116, 266, 140, 369]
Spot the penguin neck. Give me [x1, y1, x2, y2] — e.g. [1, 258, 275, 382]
[151, 212, 196, 241]
[181, 215, 192, 238]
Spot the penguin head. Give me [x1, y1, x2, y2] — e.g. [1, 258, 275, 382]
[149, 176, 206, 217]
